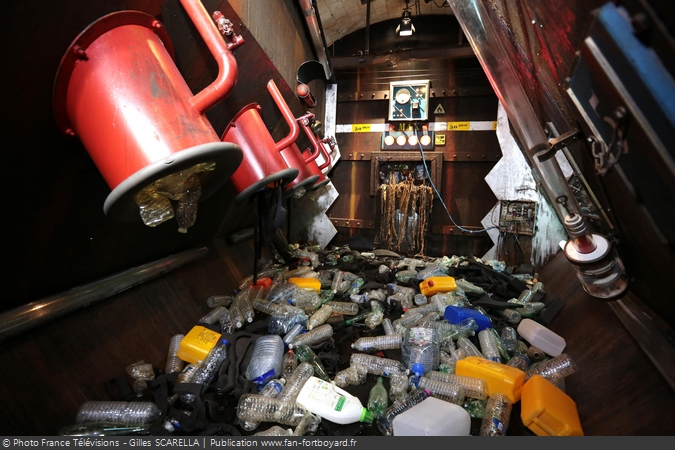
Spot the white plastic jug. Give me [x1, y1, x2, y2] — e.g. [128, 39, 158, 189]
[296, 376, 373, 425]
[392, 397, 471, 436]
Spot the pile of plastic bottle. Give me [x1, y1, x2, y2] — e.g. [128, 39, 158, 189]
[63, 245, 584, 437]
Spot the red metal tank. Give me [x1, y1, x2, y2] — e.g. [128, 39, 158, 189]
[53, 5, 243, 221]
[221, 104, 299, 204]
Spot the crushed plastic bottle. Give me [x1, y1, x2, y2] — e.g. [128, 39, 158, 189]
[240, 379, 285, 431]
[333, 363, 368, 388]
[400, 327, 440, 373]
[288, 324, 333, 349]
[277, 362, 314, 403]
[350, 353, 406, 377]
[417, 376, 466, 405]
[388, 370, 409, 403]
[480, 392, 512, 436]
[377, 389, 431, 436]
[236, 394, 307, 426]
[181, 339, 229, 403]
[75, 401, 161, 425]
[351, 334, 403, 351]
[307, 304, 333, 330]
[478, 329, 501, 362]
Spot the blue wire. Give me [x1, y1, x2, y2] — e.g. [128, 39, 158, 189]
[412, 125, 497, 234]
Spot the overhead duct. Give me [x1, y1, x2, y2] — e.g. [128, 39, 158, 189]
[298, 0, 334, 81]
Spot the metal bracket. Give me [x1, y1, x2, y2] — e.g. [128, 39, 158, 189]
[537, 128, 583, 161]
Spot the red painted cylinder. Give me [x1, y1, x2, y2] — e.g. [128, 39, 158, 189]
[266, 80, 319, 197]
[53, 11, 242, 220]
[279, 143, 320, 197]
[221, 104, 299, 204]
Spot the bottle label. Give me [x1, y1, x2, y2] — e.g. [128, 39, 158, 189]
[491, 418, 507, 435]
[304, 379, 347, 412]
[335, 396, 346, 411]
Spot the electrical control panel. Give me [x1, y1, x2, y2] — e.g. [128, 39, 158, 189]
[388, 80, 430, 121]
[499, 201, 537, 235]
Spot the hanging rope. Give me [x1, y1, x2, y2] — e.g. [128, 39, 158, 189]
[375, 172, 433, 256]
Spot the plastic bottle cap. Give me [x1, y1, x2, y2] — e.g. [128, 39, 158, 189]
[412, 363, 425, 376]
[361, 408, 374, 423]
[428, 280, 435, 287]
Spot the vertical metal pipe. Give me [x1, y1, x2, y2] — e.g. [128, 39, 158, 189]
[365, 0, 371, 55]
[181, 0, 242, 113]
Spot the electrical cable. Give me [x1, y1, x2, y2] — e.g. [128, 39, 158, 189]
[412, 123, 497, 234]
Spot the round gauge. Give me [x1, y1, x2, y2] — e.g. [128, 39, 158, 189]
[395, 89, 411, 104]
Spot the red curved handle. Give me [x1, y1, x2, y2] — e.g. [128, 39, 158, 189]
[267, 79, 300, 152]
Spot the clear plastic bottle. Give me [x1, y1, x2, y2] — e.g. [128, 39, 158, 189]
[417, 376, 466, 405]
[177, 363, 199, 384]
[416, 312, 440, 328]
[365, 302, 385, 329]
[392, 312, 424, 332]
[382, 318, 395, 335]
[426, 371, 488, 400]
[236, 286, 257, 323]
[388, 292, 415, 310]
[367, 377, 389, 419]
[267, 282, 299, 304]
[413, 293, 428, 306]
[386, 283, 416, 299]
[295, 345, 331, 382]
[478, 329, 501, 362]
[292, 412, 321, 436]
[277, 362, 314, 403]
[165, 334, 185, 374]
[455, 278, 485, 295]
[126, 361, 154, 396]
[500, 327, 518, 353]
[207, 295, 233, 308]
[401, 327, 440, 373]
[456, 337, 484, 358]
[350, 353, 406, 377]
[395, 270, 419, 284]
[409, 363, 425, 389]
[388, 370, 409, 403]
[282, 349, 298, 377]
[268, 307, 308, 335]
[325, 301, 359, 315]
[199, 306, 227, 325]
[229, 304, 245, 329]
[526, 353, 578, 380]
[218, 307, 234, 335]
[415, 263, 448, 280]
[254, 425, 292, 436]
[506, 354, 531, 371]
[348, 278, 365, 296]
[499, 308, 522, 324]
[245, 335, 284, 386]
[282, 323, 305, 346]
[291, 290, 322, 313]
[182, 339, 229, 403]
[253, 297, 286, 316]
[308, 304, 333, 330]
[489, 328, 511, 362]
[75, 401, 161, 425]
[377, 389, 431, 436]
[288, 323, 333, 349]
[330, 271, 343, 294]
[480, 392, 512, 436]
[241, 379, 286, 431]
[351, 334, 403, 351]
[333, 363, 368, 388]
[236, 394, 307, 426]
[367, 289, 387, 302]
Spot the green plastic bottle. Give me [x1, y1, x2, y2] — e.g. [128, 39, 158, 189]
[367, 377, 389, 419]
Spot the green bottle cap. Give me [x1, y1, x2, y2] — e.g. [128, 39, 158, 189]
[360, 408, 374, 423]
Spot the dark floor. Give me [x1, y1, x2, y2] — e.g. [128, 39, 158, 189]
[0, 239, 673, 436]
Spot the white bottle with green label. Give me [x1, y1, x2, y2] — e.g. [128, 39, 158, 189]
[296, 376, 374, 425]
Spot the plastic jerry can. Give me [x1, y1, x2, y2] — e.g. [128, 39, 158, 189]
[392, 397, 471, 436]
[455, 356, 526, 403]
[288, 277, 321, 292]
[419, 276, 456, 296]
[176, 325, 222, 364]
[521, 375, 584, 436]
[443, 305, 493, 332]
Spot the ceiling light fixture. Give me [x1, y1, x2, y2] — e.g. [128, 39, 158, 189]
[396, 1, 415, 37]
